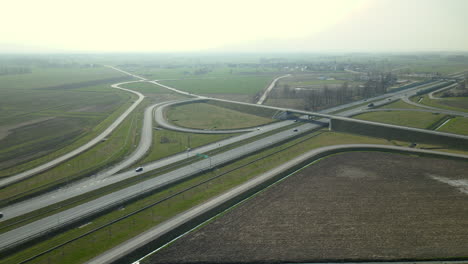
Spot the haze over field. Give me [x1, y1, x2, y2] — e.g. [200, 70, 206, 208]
[1, 0, 467, 53]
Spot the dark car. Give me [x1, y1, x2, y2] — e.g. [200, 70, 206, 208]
[293, 129, 298, 132]
[135, 167, 144, 172]
[367, 103, 374, 107]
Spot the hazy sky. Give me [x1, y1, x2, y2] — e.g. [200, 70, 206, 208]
[1, 0, 467, 53]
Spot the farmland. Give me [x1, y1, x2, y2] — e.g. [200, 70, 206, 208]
[158, 76, 275, 95]
[0, 66, 132, 174]
[147, 152, 468, 263]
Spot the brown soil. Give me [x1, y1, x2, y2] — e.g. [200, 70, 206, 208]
[148, 152, 468, 263]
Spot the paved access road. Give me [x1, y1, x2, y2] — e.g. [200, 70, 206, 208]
[256, 74, 290, 105]
[428, 83, 458, 99]
[0, 80, 146, 188]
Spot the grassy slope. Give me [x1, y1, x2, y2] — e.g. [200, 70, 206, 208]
[166, 103, 273, 130]
[438, 117, 468, 135]
[354, 111, 446, 129]
[413, 95, 468, 113]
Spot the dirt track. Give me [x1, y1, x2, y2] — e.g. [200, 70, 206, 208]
[147, 151, 468, 263]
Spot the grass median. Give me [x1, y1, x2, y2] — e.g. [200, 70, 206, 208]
[354, 110, 448, 129]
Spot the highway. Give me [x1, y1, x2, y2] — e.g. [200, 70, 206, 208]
[98, 101, 174, 177]
[3, 78, 457, 221]
[0, 80, 146, 188]
[0, 121, 322, 251]
[87, 143, 468, 264]
[1, 68, 466, 254]
[0, 117, 296, 220]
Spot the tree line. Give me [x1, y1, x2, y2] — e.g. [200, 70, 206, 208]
[0, 66, 32, 76]
[270, 73, 397, 111]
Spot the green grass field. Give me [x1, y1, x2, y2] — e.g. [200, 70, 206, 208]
[0, 67, 133, 172]
[159, 75, 275, 95]
[355, 111, 447, 129]
[122, 64, 280, 80]
[120, 82, 174, 94]
[166, 103, 274, 130]
[407, 64, 468, 74]
[0, 67, 126, 91]
[278, 73, 362, 88]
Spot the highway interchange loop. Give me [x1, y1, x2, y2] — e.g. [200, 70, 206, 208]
[1, 67, 467, 260]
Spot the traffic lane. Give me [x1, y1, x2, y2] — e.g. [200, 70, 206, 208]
[0, 123, 320, 251]
[0, 119, 296, 220]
